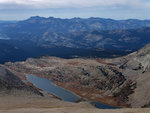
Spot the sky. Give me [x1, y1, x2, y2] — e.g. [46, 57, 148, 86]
[0, 0, 150, 20]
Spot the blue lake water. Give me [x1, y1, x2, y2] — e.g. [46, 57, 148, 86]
[25, 74, 120, 109]
[91, 101, 120, 109]
[25, 74, 79, 102]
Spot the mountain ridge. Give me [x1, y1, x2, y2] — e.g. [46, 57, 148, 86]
[1, 16, 150, 51]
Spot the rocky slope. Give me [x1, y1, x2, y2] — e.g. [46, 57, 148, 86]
[0, 68, 150, 113]
[4, 43, 150, 108]
[2, 61, 150, 113]
[5, 57, 133, 107]
[104, 43, 150, 107]
[0, 65, 42, 95]
[0, 60, 97, 112]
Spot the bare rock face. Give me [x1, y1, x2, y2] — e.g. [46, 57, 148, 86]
[128, 45, 150, 107]
[0, 65, 25, 90]
[136, 54, 150, 71]
[106, 43, 150, 107]
[0, 65, 42, 95]
[135, 44, 150, 71]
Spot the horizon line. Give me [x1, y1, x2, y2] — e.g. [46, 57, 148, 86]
[1, 16, 150, 21]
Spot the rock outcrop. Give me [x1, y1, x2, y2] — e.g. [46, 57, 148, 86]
[105, 43, 150, 107]
[0, 65, 41, 95]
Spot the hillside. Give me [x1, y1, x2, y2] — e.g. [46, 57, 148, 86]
[37, 27, 150, 50]
[105, 43, 150, 107]
[0, 62, 96, 113]
[4, 43, 150, 108]
[0, 39, 131, 64]
[0, 65, 42, 96]
[0, 65, 149, 113]
[1, 17, 150, 51]
[3, 57, 136, 107]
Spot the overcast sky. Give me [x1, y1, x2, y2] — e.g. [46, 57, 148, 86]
[0, 0, 150, 20]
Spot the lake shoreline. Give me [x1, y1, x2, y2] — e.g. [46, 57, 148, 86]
[25, 74, 123, 109]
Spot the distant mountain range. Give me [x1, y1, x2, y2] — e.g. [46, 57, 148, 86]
[1, 16, 150, 63]
[37, 27, 150, 51]
[1, 16, 150, 32]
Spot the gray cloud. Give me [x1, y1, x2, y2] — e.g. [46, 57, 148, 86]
[0, 0, 150, 20]
[0, 0, 150, 9]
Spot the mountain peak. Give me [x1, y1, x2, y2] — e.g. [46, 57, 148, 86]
[29, 16, 44, 19]
[25, 16, 46, 23]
